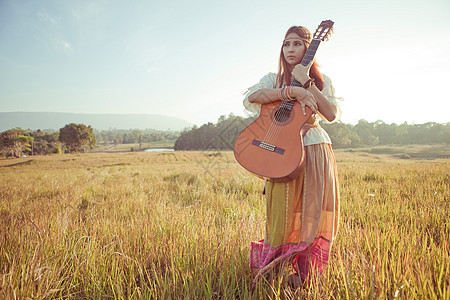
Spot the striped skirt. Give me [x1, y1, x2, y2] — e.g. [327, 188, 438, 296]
[250, 143, 340, 282]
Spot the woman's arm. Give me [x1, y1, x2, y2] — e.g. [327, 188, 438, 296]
[248, 88, 280, 104]
[291, 63, 340, 122]
[248, 88, 318, 115]
[304, 84, 339, 122]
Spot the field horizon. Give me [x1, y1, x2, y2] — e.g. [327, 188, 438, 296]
[0, 145, 448, 298]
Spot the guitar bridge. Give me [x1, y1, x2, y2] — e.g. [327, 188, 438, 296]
[252, 139, 285, 155]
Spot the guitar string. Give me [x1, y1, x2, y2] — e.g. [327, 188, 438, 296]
[269, 98, 289, 144]
[265, 95, 290, 146]
[262, 98, 284, 145]
[264, 87, 292, 145]
[272, 99, 289, 144]
[263, 85, 297, 146]
[262, 87, 291, 144]
[261, 99, 277, 143]
[263, 97, 287, 146]
[264, 77, 308, 146]
[266, 76, 300, 146]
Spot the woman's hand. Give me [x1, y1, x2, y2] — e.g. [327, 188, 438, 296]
[292, 87, 317, 116]
[291, 60, 313, 85]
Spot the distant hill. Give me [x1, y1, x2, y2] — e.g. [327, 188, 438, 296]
[0, 112, 193, 131]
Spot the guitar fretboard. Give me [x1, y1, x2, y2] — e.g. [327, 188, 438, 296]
[289, 38, 321, 90]
[300, 39, 321, 66]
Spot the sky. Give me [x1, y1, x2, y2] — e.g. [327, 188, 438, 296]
[0, 0, 449, 127]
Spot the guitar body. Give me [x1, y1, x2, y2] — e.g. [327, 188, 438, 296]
[234, 101, 312, 182]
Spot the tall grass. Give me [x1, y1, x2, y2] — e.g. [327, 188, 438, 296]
[0, 150, 448, 299]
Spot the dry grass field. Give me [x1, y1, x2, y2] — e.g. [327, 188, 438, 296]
[0, 146, 448, 299]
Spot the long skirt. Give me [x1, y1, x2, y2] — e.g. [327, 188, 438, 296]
[250, 143, 340, 282]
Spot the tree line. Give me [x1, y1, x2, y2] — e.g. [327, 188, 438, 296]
[2, 117, 448, 157]
[0, 124, 96, 157]
[0, 125, 179, 158]
[94, 129, 179, 145]
[174, 114, 449, 150]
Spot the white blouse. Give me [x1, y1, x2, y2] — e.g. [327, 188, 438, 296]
[242, 72, 342, 146]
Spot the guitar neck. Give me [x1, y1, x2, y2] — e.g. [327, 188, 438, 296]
[290, 38, 321, 87]
[300, 38, 321, 66]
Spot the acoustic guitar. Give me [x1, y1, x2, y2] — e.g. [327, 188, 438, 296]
[234, 20, 334, 182]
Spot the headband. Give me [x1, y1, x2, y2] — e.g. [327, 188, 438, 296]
[283, 37, 311, 44]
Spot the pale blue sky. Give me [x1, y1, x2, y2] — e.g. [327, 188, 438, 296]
[1, 0, 449, 126]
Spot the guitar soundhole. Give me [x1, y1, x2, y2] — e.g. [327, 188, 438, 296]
[274, 107, 291, 123]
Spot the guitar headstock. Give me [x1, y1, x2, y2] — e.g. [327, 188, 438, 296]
[313, 20, 334, 41]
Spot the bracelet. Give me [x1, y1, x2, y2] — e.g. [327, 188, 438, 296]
[280, 86, 294, 102]
[283, 86, 295, 101]
[278, 88, 283, 101]
[286, 86, 295, 101]
[281, 87, 286, 101]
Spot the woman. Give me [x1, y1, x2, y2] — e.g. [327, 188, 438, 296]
[243, 25, 341, 286]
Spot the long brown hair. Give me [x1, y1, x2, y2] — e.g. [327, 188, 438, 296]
[276, 26, 324, 91]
